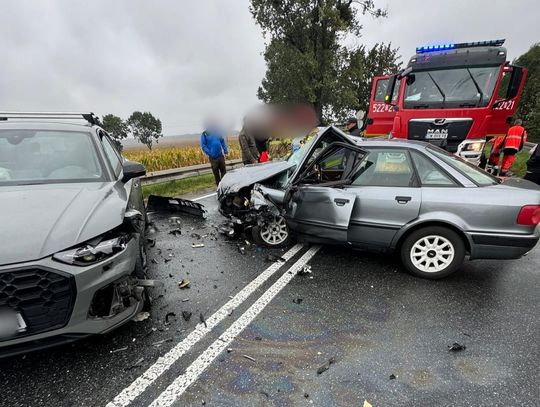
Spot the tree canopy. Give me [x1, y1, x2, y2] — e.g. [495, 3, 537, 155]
[127, 111, 163, 150]
[515, 43, 540, 142]
[101, 114, 129, 151]
[250, 0, 400, 123]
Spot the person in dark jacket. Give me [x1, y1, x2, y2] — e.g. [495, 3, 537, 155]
[238, 126, 259, 165]
[524, 144, 540, 185]
[200, 125, 228, 185]
[346, 117, 361, 137]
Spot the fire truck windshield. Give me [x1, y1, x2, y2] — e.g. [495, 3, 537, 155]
[403, 66, 500, 109]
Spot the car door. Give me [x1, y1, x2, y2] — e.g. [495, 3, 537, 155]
[364, 76, 400, 137]
[345, 148, 422, 248]
[284, 142, 366, 243]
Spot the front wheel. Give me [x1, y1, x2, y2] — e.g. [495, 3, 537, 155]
[401, 226, 465, 279]
[252, 215, 291, 248]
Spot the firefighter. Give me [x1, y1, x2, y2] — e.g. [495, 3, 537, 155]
[486, 135, 505, 174]
[500, 119, 527, 177]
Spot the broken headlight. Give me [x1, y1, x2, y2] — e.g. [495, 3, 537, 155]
[53, 234, 131, 266]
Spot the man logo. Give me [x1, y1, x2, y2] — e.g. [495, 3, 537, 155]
[426, 129, 448, 139]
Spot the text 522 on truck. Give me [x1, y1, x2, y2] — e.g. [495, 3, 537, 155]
[365, 39, 527, 165]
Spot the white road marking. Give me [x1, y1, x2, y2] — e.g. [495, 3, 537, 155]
[107, 243, 304, 407]
[148, 245, 321, 407]
[192, 192, 217, 201]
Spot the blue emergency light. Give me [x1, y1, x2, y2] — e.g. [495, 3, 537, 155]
[416, 39, 505, 54]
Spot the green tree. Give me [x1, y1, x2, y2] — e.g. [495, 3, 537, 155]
[250, 0, 397, 123]
[127, 111, 163, 150]
[101, 114, 129, 151]
[515, 43, 540, 142]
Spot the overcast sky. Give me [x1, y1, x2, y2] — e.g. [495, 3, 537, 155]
[0, 1, 537, 136]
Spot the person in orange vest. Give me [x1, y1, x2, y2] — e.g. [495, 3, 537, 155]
[486, 135, 505, 174]
[500, 119, 527, 176]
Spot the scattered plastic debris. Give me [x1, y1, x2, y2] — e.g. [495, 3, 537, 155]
[304, 393, 309, 399]
[152, 338, 173, 347]
[192, 243, 205, 248]
[389, 374, 397, 380]
[182, 298, 190, 302]
[165, 312, 176, 324]
[178, 279, 191, 289]
[265, 254, 286, 263]
[147, 238, 156, 248]
[132, 312, 150, 322]
[242, 355, 257, 362]
[238, 245, 246, 255]
[191, 233, 202, 240]
[125, 357, 145, 371]
[182, 311, 192, 321]
[169, 229, 182, 237]
[199, 312, 207, 328]
[292, 298, 303, 304]
[448, 342, 466, 351]
[169, 217, 182, 225]
[363, 401, 373, 407]
[151, 259, 158, 264]
[110, 347, 128, 354]
[299, 265, 312, 275]
[317, 357, 336, 375]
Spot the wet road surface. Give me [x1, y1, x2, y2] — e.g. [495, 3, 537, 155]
[1, 193, 539, 407]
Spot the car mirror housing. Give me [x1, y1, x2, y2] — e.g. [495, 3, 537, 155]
[122, 160, 146, 183]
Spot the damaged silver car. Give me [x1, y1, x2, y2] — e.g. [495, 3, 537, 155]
[0, 112, 149, 357]
[218, 126, 540, 279]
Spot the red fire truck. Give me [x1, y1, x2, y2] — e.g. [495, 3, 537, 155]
[364, 39, 527, 164]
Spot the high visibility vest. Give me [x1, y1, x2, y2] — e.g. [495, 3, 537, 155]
[503, 125, 527, 150]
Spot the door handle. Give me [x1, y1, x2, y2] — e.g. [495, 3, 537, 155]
[334, 198, 350, 206]
[395, 196, 412, 204]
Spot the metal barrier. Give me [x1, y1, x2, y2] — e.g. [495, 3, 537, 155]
[141, 159, 243, 185]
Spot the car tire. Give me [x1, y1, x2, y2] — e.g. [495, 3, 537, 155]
[134, 234, 152, 310]
[252, 215, 291, 248]
[400, 226, 465, 279]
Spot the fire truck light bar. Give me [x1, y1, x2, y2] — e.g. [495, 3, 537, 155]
[416, 39, 505, 54]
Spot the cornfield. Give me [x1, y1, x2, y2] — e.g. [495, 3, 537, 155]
[124, 142, 242, 172]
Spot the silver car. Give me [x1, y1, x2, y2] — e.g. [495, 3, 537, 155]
[0, 113, 148, 357]
[218, 126, 540, 279]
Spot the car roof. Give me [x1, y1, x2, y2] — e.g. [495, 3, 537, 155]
[0, 120, 96, 132]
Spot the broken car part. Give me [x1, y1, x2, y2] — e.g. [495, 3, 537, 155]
[146, 195, 207, 219]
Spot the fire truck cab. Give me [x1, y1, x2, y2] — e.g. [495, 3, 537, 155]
[365, 39, 527, 165]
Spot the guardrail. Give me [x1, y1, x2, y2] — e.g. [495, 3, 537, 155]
[525, 141, 536, 149]
[141, 159, 243, 185]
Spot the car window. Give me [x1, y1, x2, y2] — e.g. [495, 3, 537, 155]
[302, 145, 363, 184]
[0, 129, 104, 185]
[411, 151, 456, 186]
[427, 146, 499, 186]
[101, 134, 122, 177]
[352, 149, 414, 187]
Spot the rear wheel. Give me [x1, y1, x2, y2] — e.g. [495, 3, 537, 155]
[252, 215, 291, 248]
[401, 226, 465, 279]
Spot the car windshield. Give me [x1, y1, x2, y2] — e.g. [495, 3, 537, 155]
[427, 146, 499, 186]
[404, 66, 500, 109]
[0, 129, 104, 185]
[287, 136, 316, 167]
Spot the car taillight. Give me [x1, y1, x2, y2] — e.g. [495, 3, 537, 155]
[517, 205, 540, 225]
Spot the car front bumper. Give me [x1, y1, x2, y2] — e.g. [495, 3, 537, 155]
[0, 237, 144, 357]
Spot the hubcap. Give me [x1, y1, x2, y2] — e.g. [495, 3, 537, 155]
[260, 216, 289, 246]
[410, 235, 455, 273]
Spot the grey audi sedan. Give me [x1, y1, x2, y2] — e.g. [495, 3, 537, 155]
[0, 113, 148, 357]
[218, 126, 540, 279]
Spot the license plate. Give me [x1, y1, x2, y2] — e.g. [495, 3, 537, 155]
[0, 310, 27, 339]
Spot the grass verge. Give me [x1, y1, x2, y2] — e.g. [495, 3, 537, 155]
[142, 173, 215, 199]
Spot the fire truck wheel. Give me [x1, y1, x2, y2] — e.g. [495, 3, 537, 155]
[401, 226, 465, 279]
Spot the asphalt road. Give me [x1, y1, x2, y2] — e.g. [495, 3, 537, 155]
[1, 193, 539, 407]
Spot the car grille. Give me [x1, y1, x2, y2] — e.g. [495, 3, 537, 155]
[408, 119, 473, 152]
[0, 268, 76, 340]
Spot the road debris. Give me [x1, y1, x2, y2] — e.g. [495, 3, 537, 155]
[169, 229, 182, 237]
[151, 259, 158, 264]
[152, 338, 173, 347]
[389, 374, 397, 380]
[292, 298, 303, 304]
[298, 264, 312, 275]
[191, 233, 202, 240]
[147, 195, 207, 218]
[317, 356, 336, 375]
[169, 217, 182, 225]
[182, 311, 192, 321]
[448, 342, 467, 351]
[182, 298, 190, 302]
[192, 243, 205, 248]
[147, 238, 156, 248]
[242, 355, 257, 362]
[132, 312, 150, 322]
[199, 312, 207, 327]
[265, 254, 286, 263]
[165, 312, 176, 324]
[304, 393, 309, 399]
[125, 357, 145, 371]
[238, 245, 247, 255]
[363, 401, 373, 407]
[178, 279, 191, 289]
[110, 346, 128, 354]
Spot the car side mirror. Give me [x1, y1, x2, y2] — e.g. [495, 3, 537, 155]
[122, 160, 146, 183]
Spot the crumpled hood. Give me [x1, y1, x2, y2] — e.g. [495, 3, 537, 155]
[0, 182, 129, 265]
[217, 160, 295, 198]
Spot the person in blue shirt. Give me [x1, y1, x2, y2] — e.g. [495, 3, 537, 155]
[200, 123, 228, 185]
